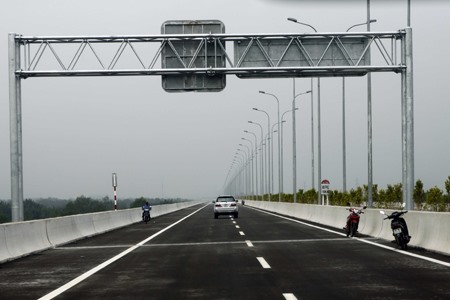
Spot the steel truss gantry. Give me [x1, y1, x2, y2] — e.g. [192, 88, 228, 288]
[8, 29, 414, 221]
[14, 31, 404, 78]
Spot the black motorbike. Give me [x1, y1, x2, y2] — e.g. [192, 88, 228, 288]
[380, 204, 410, 250]
[143, 208, 151, 224]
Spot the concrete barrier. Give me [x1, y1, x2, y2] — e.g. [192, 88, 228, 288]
[0, 201, 203, 263]
[245, 200, 450, 255]
[1, 220, 51, 262]
[0, 225, 8, 262]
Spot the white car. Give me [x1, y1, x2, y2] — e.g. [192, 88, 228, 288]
[213, 195, 238, 219]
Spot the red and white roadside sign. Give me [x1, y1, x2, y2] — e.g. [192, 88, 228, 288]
[321, 179, 330, 195]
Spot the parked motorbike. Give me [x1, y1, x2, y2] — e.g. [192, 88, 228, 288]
[343, 206, 366, 237]
[380, 204, 410, 250]
[143, 208, 151, 224]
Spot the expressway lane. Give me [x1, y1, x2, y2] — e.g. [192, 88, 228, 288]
[0, 203, 449, 299]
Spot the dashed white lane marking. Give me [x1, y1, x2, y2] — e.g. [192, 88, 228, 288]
[245, 240, 254, 247]
[232, 221, 237, 224]
[257, 257, 271, 269]
[239, 231, 245, 236]
[38, 204, 210, 300]
[235, 225, 240, 229]
[283, 293, 298, 300]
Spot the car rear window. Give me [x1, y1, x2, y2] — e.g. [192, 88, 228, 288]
[217, 197, 234, 202]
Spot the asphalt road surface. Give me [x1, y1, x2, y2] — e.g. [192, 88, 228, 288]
[0, 203, 449, 300]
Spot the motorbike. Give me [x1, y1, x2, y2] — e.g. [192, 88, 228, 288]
[143, 208, 151, 224]
[380, 204, 410, 250]
[343, 206, 366, 237]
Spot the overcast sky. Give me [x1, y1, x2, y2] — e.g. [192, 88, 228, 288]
[1, 0, 449, 200]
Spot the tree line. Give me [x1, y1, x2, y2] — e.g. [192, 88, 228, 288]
[245, 176, 450, 212]
[0, 196, 187, 224]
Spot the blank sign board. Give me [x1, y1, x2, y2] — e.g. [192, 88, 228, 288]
[234, 36, 369, 78]
[161, 20, 226, 92]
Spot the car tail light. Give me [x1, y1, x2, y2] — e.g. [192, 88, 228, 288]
[215, 204, 221, 207]
[231, 203, 236, 207]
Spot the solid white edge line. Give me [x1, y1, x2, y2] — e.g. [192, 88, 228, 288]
[38, 204, 210, 300]
[257, 257, 271, 269]
[283, 293, 298, 300]
[247, 206, 450, 268]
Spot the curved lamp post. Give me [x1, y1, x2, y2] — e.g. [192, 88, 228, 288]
[287, 18, 317, 33]
[239, 143, 252, 198]
[342, 19, 377, 192]
[292, 90, 312, 203]
[281, 108, 297, 197]
[237, 148, 249, 198]
[252, 108, 271, 201]
[248, 121, 265, 201]
[240, 139, 254, 199]
[259, 91, 281, 201]
[244, 130, 259, 200]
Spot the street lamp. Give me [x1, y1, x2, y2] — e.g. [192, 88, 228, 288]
[248, 121, 265, 201]
[287, 18, 317, 32]
[252, 108, 271, 201]
[259, 90, 281, 202]
[233, 155, 244, 196]
[281, 108, 297, 197]
[241, 138, 255, 199]
[346, 19, 376, 32]
[288, 18, 322, 205]
[270, 122, 280, 197]
[244, 130, 259, 200]
[342, 19, 377, 193]
[292, 90, 312, 203]
[239, 143, 252, 199]
[237, 148, 249, 197]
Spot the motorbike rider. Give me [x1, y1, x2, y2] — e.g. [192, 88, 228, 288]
[142, 202, 151, 220]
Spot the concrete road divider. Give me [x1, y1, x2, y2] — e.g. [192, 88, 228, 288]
[0, 201, 203, 263]
[0, 220, 50, 263]
[245, 200, 450, 256]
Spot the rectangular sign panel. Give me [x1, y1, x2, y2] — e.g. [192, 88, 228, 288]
[161, 20, 226, 92]
[234, 36, 369, 78]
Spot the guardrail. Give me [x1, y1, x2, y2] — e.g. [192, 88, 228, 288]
[0, 201, 203, 263]
[245, 200, 450, 256]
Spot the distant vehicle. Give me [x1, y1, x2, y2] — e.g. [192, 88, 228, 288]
[213, 195, 239, 219]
